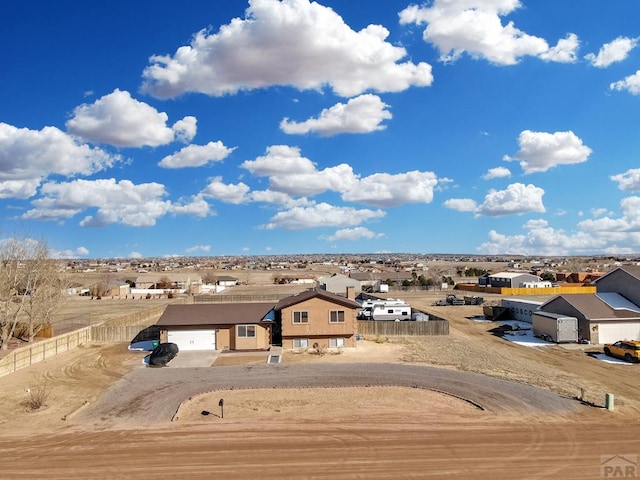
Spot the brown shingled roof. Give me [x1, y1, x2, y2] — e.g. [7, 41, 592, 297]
[157, 303, 275, 327]
[544, 294, 640, 321]
[274, 287, 360, 311]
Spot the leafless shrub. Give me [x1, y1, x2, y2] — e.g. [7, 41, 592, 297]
[24, 375, 50, 411]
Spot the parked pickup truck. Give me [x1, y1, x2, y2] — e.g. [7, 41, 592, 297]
[603, 340, 640, 363]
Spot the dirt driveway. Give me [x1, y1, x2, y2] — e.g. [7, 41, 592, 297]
[70, 362, 579, 429]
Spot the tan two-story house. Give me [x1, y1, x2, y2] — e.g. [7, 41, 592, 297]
[274, 287, 360, 350]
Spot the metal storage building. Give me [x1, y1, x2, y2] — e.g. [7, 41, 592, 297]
[501, 298, 543, 323]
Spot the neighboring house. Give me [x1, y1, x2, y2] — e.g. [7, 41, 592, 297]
[349, 271, 413, 289]
[539, 293, 640, 344]
[556, 271, 604, 285]
[106, 281, 130, 298]
[216, 275, 239, 287]
[135, 273, 200, 291]
[156, 303, 275, 352]
[274, 274, 317, 285]
[318, 273, 361, 295]
[274, 288, 360, 350]
[593, 265, 640, 305]
[480, 272, 541, 288]
[539, 266, 640, 344]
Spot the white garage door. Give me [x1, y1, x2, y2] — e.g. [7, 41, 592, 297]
[168, 330, 216, 351]
[597, 323, 640, 344]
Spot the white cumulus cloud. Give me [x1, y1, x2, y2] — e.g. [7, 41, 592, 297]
[482, 166, 511, 180]
[66, 89, 196, 147]
[280, 94, 392, 136]
[399, 0, 577, 65]
[578, 196, 640, 233]
[611, 70, 640, 95]
[22, 178, 209, 226]
[142, 0, 433, 98]
[242, 146, 438, 207]
[241, 145, 317, 176]
[480, 197, 640, 255]
[0, 122, 121, 199]
[342, 171, 438, 207]
[185, 244, 211, 253]
[477, 182, 545, 216]
[539, 34, 580, 63]
[248, 189, 312, 208]
[611, 168, 640, 192]
[324, 227, 383, 241]
[585, 36, 638, 68]
[201, 177, 250, 204]
[504, 130, 592, 174]
[263, 202, 385, 230]
[444, 198, 478, 212]
[159, 142, 236, 168]
[478, 222, 602, 256]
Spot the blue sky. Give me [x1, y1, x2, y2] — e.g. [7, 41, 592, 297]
[2, 0, 640, 259]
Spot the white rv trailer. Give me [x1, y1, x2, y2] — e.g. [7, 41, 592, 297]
[358, 298, 408, 319]
[359, 299, 412, 321]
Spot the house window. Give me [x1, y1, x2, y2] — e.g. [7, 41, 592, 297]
[293, 311, 308, 324]
[329, 310, 345, 323]
[329, 337, 345, 348]
[293, 338, 308, 348]
[237, 325, 256, 338]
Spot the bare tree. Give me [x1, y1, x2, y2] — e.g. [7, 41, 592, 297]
[91, 272, 118, 298]
[0, 237, 66, 349]
[201, 271, 218, 285]
[425, 266, 446, 290]
[157, 275, 173, 289]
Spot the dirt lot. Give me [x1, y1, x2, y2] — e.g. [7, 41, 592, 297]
[0, 287, 639, 479]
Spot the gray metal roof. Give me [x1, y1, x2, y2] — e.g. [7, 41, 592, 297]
[597, 292, 640, 313]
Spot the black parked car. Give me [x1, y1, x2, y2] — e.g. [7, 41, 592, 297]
[143, 342, 179, 367]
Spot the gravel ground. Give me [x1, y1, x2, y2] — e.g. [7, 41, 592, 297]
[72, 362, 580, 429]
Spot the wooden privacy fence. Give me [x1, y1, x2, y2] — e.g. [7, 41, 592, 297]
[194, 294, 292, 303]
[89, 324, 155, 343]
[358, 319, 449, 337]
[0, 306, 167, 377]
[0, 327, 91, 377]
[107, 304, 168, 326]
